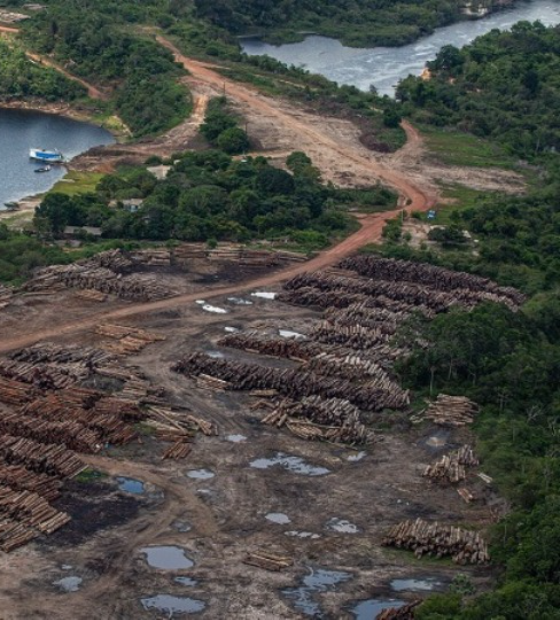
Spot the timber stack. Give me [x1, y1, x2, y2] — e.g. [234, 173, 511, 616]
[339, 255, 525, 307]
[172, 243, 305, 268]
[382, 518, 489, 564]
[423, 445, 479, 484]
[0, 284, 13, 309]
[218, 331, 322, 361]
[96, 323, 166, 356]
[418, 394, 479, 426]
[261, 395, 369, 445]
[172, 352, 406, 411]
[23, 259, 171, 302]
[243, 550, 293, 571]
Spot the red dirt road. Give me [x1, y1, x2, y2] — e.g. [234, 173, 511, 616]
[0, 38, 436, 354]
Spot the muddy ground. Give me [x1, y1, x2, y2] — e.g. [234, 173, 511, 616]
[0, 265, 501, 620]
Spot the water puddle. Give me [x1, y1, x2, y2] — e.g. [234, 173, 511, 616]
[226, 434, 247, 443]
[279, 329, 305, 339]
[53, 576, 83, 593]
[250, 291, 277, 300]
[391, 577, 442, 592]
[141, 595, 206, 615]
[140, 546, 194, 570]
[283, 567, 351, 617]
[423, 429, 450, 449]
[207, 350, 225, 358]
[116, 476, 145, 494]
[285, 530, 321, 539]
[326, 517, 359, 534]
[174, 577, 198, 587]
[172, 520, 192, 533]
[351, 598, 406, 619]
[266, 512, 291, 524]
[186, 469, 215, 480]
[202, 304, 227, 314]
[227, 296, 253, 305]
[250, 452, 330, 476]
[347, 451, 366, 462]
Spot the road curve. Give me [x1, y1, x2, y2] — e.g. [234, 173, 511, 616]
[0, 40, 436, 354]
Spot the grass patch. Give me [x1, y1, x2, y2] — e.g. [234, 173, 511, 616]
[421, 126, 517, 169]
[50, 171, 105, 196]
[430, 183, 488, 226]
[75, 468, 107, 483]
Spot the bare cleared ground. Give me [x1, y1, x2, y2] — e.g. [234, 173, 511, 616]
[0, 35, 519, 619]
[0, 260, 500, 620]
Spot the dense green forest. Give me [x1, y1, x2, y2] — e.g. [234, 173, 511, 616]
[1, 0, 405, 149]
[34, 146, 395, 249]
[19, 2, 190, 136]
[0, 39, 85, 101]
[0, 0, 191, 136]
[193, 0, 507, 47]
[397, 22, 560, 157]
[2, 4, 560, 617]
[369, 23, 560, 620]
[0, 224, 69, 284]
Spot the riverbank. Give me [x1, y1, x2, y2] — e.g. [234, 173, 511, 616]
[235, 0, 518, 48]
[0, 99, 130, 142]
[241, 0, 560, 96]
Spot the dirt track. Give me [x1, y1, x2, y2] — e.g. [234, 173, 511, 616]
[0, 39, 438, 354]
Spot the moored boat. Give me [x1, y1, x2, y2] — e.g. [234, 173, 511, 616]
[29, 148, 64, 163]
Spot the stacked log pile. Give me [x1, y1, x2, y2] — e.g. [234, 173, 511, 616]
[0, 344, 113, 390]
[423, 445, 479, 485]
[21, 388, 144, 446]
[0, 464, 61, 502]
[0, 284, 13, 309]
[0, 412, 103, 454]
[172, 243, 305, 268]
[0, 376, 37, 406]
[382, 518, 489, 564]
[243, 550, 293, 571]
[339, 255, 525, 308]
[218, 332, 322, 361]
[0, 431, 79, 552]
[311, 320, 390, 350]
[173, 352, 404, 411]
[148, 407, 217, 459]
[418, 395, 479, 426]
[96, 324, 166, 355]
[11, 343, 112, 368]
[0, 434, 85, 479]
[86, 249, 133, 272]
[284, 271, 518, 314]
[130, 248, 171, 267]
[376, 601, 421, 620]
[307, 352, 409, 408]
[326, 302, 402, 333]
[262, 396, 369, 445]
[24, 261, 171, 301]
[277, 287, 430, 316]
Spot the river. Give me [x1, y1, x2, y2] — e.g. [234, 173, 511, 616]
[241, 0, 560, 96]
[0, 108, 114, 209]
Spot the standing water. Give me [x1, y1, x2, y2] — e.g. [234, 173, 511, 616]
[0, 109, 113, 208]
[241, 0, 560, 95]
